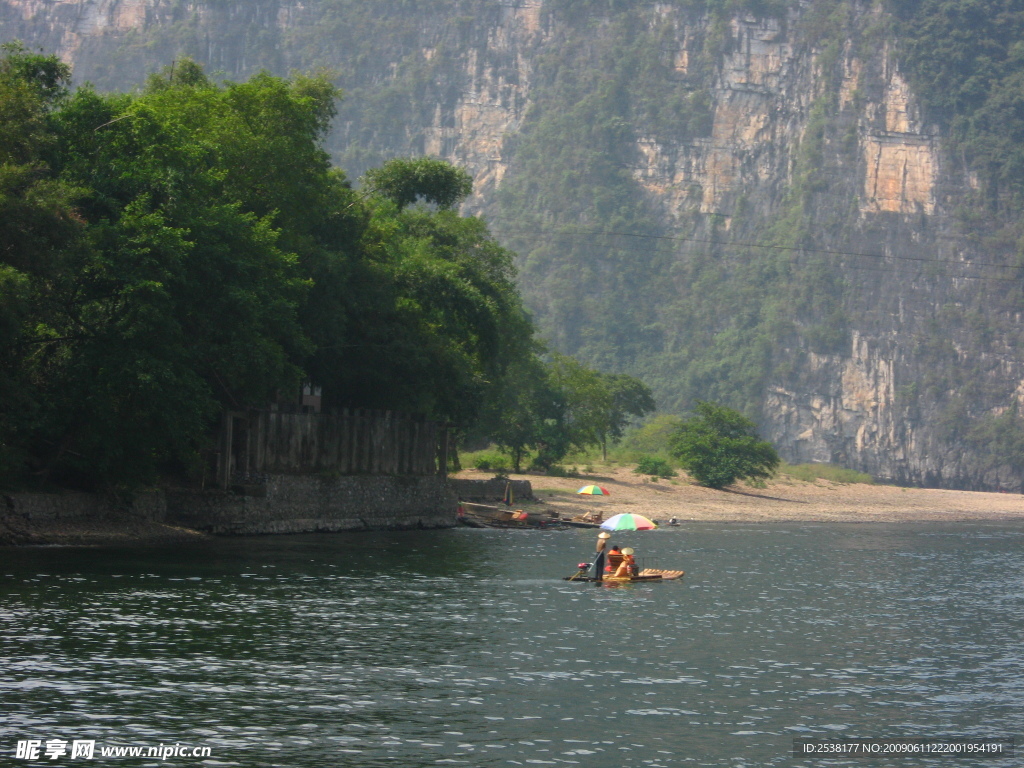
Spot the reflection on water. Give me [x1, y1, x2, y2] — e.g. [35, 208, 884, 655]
[2, 523, 1023, 766]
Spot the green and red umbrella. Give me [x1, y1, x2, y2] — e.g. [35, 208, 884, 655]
[576, 485, 610, 496]
[600, 513, 657, 531]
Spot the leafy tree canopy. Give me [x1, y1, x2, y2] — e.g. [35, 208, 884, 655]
[477, 350, 656, 472]
[478, 348, 568, 474]
[363, 156, 473, 210]
[669, 401, 780, 488]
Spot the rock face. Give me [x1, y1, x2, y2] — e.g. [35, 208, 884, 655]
[3, 0, 1022, 489]
[419, 1, 544, 203]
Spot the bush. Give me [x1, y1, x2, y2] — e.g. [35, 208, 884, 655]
[537, 463, 579, 477]
[634, 456, 677, 479]
[470, 451, 511, 473]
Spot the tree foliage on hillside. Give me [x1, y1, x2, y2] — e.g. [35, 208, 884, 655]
[492, 0, 1024, 485]
[887, 0, 1024, 207]
[0, 50, 643, 490]
[881, 0, 1024, 484]
[490, 4, 825, 419]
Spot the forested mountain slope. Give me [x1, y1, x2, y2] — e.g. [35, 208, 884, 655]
[4, 0, 1024, 489]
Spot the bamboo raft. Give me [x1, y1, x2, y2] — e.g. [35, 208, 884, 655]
[563, 567, 684, 583]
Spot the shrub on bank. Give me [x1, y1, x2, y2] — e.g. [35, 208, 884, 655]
[467, 450, 511, 473]
[634, 456, 677, 479]
[780, 463, 874, 484]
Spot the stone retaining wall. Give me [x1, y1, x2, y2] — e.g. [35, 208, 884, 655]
[2, 476, 456, 542]
[165, 474, 457, 535]
[3, 490, 166, 521]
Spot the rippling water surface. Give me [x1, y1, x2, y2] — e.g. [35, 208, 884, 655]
[2, 523, 1023, 766]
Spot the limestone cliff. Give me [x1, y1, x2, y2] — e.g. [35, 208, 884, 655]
[3, 0, 1022, 489]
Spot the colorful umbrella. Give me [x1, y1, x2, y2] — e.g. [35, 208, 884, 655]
[577, 485, 610, 496]
[600, 513, 657, 531]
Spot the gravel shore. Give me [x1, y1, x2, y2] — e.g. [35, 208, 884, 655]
[457, 466, 1024, 524]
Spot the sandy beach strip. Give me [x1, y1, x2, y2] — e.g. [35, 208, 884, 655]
[457, 466, 1024, 524]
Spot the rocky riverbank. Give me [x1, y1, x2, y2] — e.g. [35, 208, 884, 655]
[6, 466, 1022, 546]
[0, 489, 204, 546]
[0, 514, 208, 547]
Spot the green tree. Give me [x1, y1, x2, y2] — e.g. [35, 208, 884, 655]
[477, 352, 655, 471]
[634, 456, 676, 479]
[546, 353, 612, 456]
[478, 351, 568, 474]
[0, 44, 82, 485]
[600, 372, 657, 459]
[363, 156, 473, 211]
[334, 194, 533, 428]
[1, 55, 319, 487]
[546, 356, 656, 460]
[669, 401, 780, 489]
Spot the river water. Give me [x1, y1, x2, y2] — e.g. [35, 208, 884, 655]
[2, 523, 1023, 767]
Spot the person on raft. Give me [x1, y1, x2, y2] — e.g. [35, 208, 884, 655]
[612, 547, 639, 578]
[605, 545, 622, 572]
[593, 532, 611, 581]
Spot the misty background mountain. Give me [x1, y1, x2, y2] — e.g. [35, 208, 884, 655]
[4, 0, 1024, 490]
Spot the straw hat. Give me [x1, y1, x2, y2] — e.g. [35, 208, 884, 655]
[621, 547, 634, 555]
[597, 532, 611, 539]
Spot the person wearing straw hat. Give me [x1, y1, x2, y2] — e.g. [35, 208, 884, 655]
[613, 547, 638, 578]
[593, 532, 611, 581]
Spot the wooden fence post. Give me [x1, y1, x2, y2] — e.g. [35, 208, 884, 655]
[438, 425, 449, 478]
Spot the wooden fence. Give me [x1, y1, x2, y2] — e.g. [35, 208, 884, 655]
[218, 408, 445, 488]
